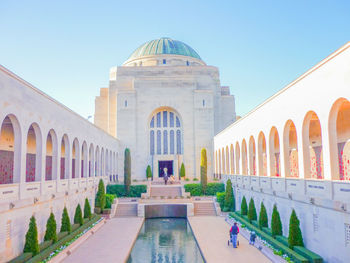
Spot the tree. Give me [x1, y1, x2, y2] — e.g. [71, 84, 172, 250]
[248, 198, 257, 222]
[200, 148, 208, 194]
[271, 204, 283, 237]
[180, 163, 185, 179]
[288, 209, 304, 248]
[84, 198, 92, 219]
[95, 179, 106, 211]
[224, 179, 235, 212]
[146, 165, 152, 179]
[258, 202, 268, 229]
[241, 196, 248, 215]
[44, 212, 57, 243]
[74, 204, 84, 226]
[60, 207, 72, 233]
[124, 148, 131, 194]
[23, 215, 40, 255]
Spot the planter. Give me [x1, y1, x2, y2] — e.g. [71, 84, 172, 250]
[94, 207, 101, 214]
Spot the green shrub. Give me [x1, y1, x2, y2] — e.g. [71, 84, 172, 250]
[74, 204, 83, 226]
[124, 148, 131, 194]
[216, 192, 226, 210]
[44, 212, 57, 243]
[84, 198, 92, 219]
[60, 207, 71, 234]
[224, 179, 234, 212]
[23, 216, 39, 256]
[146, 165, 152, 179]
[193, 178, 199, 181]
[185, 178, 190, 181]
[8, 252, 32, 263]
[271, 204, 283, 237]
[71, 224, 80, 232]
[241, 196, 248, 215]
[57, 231, 68, 241]
[248, 198, 257, 223]
[94, 207, 101, 214]
[180, 163, 185, 178]
[259, 202, 268, 229]
[39, 240, 52, 251]
[288, 209, 304, 248]
[107, 184, 147, 197]
[184, 183, 202, 196]
[205, 183, 225, 195]
[105, 194, 116, 208]
[276, 235, 289, 247]
[200, 148, 208, 194]
[294, 246, 323, 263]
[95, 179, 106, 211]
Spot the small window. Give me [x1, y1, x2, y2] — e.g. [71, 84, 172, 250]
[186, 61, 189, 66]
[163, 59, 166, 64]
[124, 100, 128, 107]
[203, 100, 205, 107]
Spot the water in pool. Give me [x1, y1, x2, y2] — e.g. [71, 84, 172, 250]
[127, 218, 204, 263]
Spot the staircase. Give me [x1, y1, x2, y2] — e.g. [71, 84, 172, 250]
[194, 201, 217, 216]
[150, 185, 182, 198]
[115, 203, 138, 217]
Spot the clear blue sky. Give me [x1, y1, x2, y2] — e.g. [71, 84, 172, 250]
[1, 0, 349, 119]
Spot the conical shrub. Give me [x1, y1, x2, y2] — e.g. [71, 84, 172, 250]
[271, 204, 283, 237]
[84, 198, 92, 219]
[248, 198, 257, 222]
[124, 148, 131, 194]
[95, 179, 106, 211]
[74, 204, 83, 226]
[288, 209, 304, 248]
[241, 196, 248, 215]
[146, 165, 152, 179]
[44, 212, 57, 243]
[200, 148, 208, 194]
[258, 202, 268, 229]
[180, 163, 185, 178]
[60, 207, 71, 233]
[224, 179, 235, 212]
[23, 215, 40, 255]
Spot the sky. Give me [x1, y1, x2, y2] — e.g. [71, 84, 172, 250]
[1, 0, 350, 119]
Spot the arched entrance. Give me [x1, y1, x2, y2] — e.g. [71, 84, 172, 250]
[148, 107, 183, 179]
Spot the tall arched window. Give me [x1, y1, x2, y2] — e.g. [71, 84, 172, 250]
[149, 109, 183, 155]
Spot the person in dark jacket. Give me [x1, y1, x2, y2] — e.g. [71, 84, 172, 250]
[229, 222, 239, 248]
[249, 231, 257, 245]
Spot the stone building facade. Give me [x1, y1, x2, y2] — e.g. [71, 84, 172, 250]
[95, 38, 236, 180]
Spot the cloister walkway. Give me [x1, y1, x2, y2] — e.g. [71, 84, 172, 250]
[188, 216, 272, 263]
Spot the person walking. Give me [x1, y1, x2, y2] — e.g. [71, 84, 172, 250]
[163, 168, 168, 185]
[249, 231, 257, 245]
[230, 222, 239, 248]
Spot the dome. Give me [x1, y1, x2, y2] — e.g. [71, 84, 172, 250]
[126, 37, 202, 62]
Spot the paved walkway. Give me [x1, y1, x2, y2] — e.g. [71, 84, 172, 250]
[62, 217, 144, 263]
[188, 216, 272, 263]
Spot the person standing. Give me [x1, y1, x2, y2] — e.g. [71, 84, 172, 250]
[249, 231, 257, 245]
[230, 222, 239, 248]
[164, 168, 168, 185]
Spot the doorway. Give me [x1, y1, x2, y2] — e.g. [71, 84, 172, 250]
[158, 161, 173, 177]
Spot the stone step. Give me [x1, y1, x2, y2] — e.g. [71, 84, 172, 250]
[150, 186, 182, 197]
[194, 202, 216, 216]
[115, 203, 138, 217]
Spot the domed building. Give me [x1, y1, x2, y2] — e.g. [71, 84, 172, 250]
[94, 37, 236, 179]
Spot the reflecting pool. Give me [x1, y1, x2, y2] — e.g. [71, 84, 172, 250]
[127, 218, 204, 263]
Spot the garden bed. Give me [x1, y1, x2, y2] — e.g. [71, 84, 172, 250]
[184, 183, 224, 196]
[9, 214, 102, 263]
[229, 212, 322, 263]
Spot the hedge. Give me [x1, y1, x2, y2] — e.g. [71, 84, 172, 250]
[26, 214, 101, 263]
[10, 215, 101, 263]
[294, 246, 323, 263]
[107, 184, 147, 197]
[184, 183, 224, 196]
[216, 192, 225, 210]
[229, 212, 309, 263]
[276, 235, 289, 247]
[8, 253, 32, 263]
[105, 194, 116, 209]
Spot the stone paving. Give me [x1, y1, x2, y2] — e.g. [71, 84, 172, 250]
[62, 217, 144, 263]
[188, 216, 272, 263]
